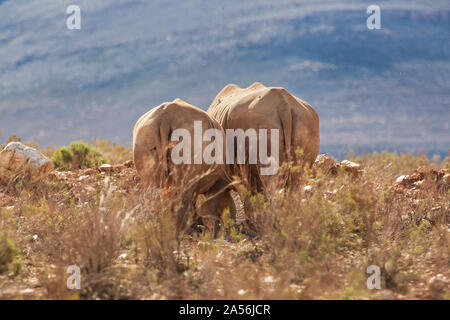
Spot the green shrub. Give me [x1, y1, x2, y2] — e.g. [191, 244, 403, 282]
[52, 141, 105, 170]
[0, 232, 22, 276]
[52, 146, 73, 169]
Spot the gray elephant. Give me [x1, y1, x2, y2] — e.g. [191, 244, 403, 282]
[207, 82, 320, 194]
[133, 98, 235, 236]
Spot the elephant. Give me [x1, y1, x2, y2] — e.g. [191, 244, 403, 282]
[133, 98, 236, 236]
[207, 82, 320, 194]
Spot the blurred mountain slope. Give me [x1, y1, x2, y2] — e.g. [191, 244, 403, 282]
[0, 0, 449, 158]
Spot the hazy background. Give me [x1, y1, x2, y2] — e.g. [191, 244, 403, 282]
[0, 0, 449, 158]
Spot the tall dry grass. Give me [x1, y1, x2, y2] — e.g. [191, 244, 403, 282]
[0, 150, 448, 299]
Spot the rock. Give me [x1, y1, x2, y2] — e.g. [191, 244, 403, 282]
[237, 289, 247, 296]
[99, 164, 113, 172]
[122, 160, 134, 168]
[395, 175, 408, 184]
[85, 185, 96, 193]
[313, 155, 363, 178]
[314, 154, 338, 175]
[443, 174, 450, 186]
[263, 276, 275, 283]
[339, 160, 363, 178]
[414, 180, 424, 187]
[20, 288, 35, 296]
[0, 142, 53, 183]
[395, 168, 449, 191]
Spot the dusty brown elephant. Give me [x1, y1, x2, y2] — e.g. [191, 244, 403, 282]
[133, 98, 236, 236]
[207, 82, 320, 194]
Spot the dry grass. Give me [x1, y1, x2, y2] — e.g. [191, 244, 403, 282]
[0, 147, 448, 300]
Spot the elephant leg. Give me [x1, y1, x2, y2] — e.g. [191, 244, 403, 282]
[240, 194, 259, 238]
[173, 186, 195, 235]
[184, 208, 203, 235]
[197, 179, 228, 238]
[219, 189, 237, 221]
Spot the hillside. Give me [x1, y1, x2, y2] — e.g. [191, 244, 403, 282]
[0, 0, 449, 158]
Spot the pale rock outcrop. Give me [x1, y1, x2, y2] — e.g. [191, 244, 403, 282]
[443, 173, 450, 186]
[313, 154, 363, 178]
[0, 142, 53, 183]
[339, 160, 363, 178]
[394, 167, 449, 192]
[314, 154, 338, 175]
[99, 164, 113, 173]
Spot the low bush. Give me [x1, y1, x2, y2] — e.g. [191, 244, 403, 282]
[52, 141, 105, 170]
[0, 232, 22, 276]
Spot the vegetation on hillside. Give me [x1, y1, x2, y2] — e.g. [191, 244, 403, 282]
[0, 232, 22, 276]
[0, 138, 448, 299]
[51, 141, 106, 171]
